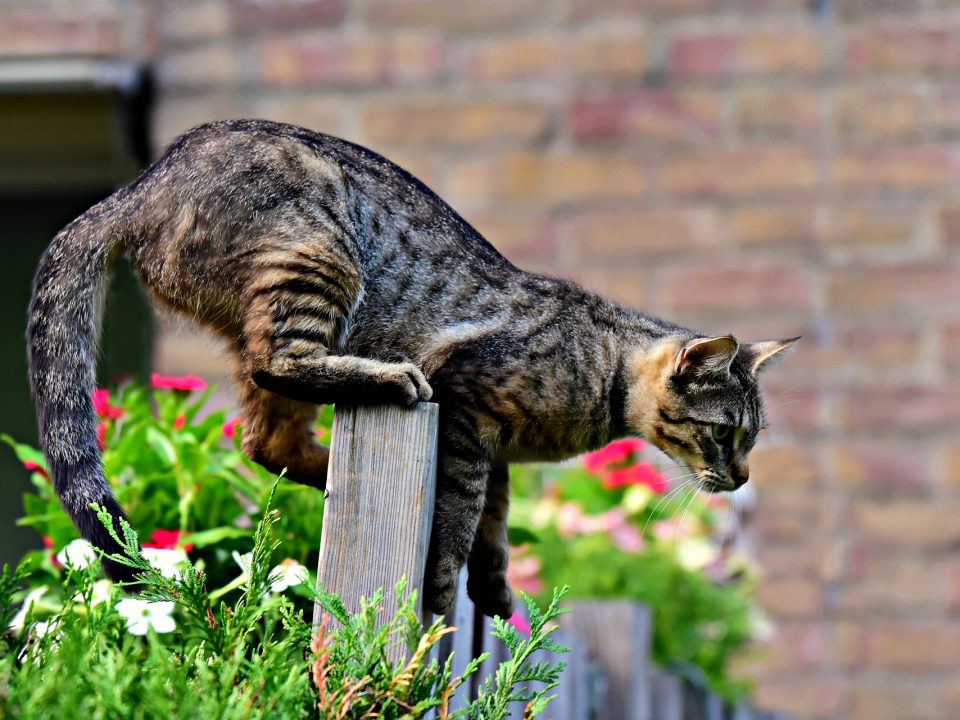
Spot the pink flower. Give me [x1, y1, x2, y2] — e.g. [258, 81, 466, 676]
[151, 373, 207, 392]
[143, 529, 193, 553]
[222, 417, 240, 439]
[97, 422, 108, 450]
[23, 460, 48, 480]
[508, 546, 543, 595]
[315, 427, 329, 442]
[556, 502, 588, 539]
[173, 415, 186, 430]
[582, 438, 646, 474]
[603, 509, 645, 553]
[92, 388, 124, 420]
[507, 610, 531, 637]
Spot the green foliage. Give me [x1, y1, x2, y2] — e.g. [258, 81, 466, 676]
[0, 489, 568, 719]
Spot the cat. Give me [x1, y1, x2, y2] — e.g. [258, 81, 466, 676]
[27, 119, 797, 618]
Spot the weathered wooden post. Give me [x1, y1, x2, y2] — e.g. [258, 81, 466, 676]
[314, 403, 439, 626]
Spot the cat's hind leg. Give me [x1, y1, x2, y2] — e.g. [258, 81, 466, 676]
[466, 465, 515, 619]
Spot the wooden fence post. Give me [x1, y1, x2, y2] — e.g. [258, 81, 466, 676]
[313, 402, 439, 627]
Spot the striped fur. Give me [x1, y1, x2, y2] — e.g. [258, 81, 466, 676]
[27, 120, 796, 616]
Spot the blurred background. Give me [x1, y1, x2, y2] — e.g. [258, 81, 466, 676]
[1, 0, 959, 717]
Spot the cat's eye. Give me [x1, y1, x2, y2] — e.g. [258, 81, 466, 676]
[711, 424, 733, 443]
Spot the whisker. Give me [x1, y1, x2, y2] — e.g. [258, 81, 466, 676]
[642, 479, 699, 536]
[674, 482, 703, 545]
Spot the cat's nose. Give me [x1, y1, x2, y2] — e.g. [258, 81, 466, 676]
[730, 461, 749, 488]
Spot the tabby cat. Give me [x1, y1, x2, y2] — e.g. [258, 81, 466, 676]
[27, 120, 797, 617]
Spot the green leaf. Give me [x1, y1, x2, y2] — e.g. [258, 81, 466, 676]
[185, 527, 252, 548]
[507, 526, 539, 546]
[145, 427, 178, 466]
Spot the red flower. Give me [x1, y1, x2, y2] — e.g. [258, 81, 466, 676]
[222, 417, 239, 439]
[151, 373, 207, 392]
[97, 422, 108, 450]
[602, 464, 669, 493]
[173, 415, 186, 430]
[582, 438, 668, 493]
[143, 529, 193, 553]
[23, 460, 49, 480]
[42, 536, 54, 549]
[507, 610, 531, 637]
[92, 388, 124, 420]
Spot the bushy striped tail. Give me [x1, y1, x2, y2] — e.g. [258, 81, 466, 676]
[26, 194, 138, 582]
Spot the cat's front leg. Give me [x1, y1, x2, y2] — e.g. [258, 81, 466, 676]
[466, 464, 515, 619]
[424, 415, 491, 616]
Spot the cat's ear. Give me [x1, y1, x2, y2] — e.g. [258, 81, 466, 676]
[674, 336, 739, 378]
[742, 336, 801, 376]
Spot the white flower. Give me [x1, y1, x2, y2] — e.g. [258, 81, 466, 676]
[142, 548, 188, 579]
[8, 586, 48, 631]
[675, 537, 718, 571]
[268, 559, 308, 593]
[56, 539, 97, 570]
[232, 550, 253, 580]
[116, 599, 176, 635]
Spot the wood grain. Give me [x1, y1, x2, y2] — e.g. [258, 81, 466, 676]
[314, 402, 439, 627]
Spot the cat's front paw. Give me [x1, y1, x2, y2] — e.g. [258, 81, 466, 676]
[384, 363, 433, 407]
[468, 576, 515, 619]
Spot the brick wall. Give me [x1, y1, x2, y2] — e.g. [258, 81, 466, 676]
[7, 1, 960, 717]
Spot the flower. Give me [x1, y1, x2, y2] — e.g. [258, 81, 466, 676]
[222, 417, 240, 439]
[143, 529, 193, 552]
[142, 548, 189, 579]
[582, 438, 646, 474]
[603, 509, 645, 553]
[8, 586, 48, 631]
[269, 559, 308, 593]
[602, 464, 669, 493]
[675, 538, 719, 571]
[507, 546, 543, 595]
[92, 388, 124, 420]
[23, 460, 48, 480]
[232, 550, 253, 580]
[151, 373, 207, 392]
[173, 414, 186, 430]
[507, 610, 531, 637]
[56, 539, 97, 570]
[116, 599, 176, 635]
[97, 422, 108, 451]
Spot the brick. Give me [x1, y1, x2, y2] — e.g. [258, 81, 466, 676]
[837, 324, 921, 374]
[362, 0, 541, 32]
[761, 623, 825, 673]
[835, 0, 927, 18]
[850, 682, 941, 720]
[447, 153, 647, 208]
[569, 90, 720, 146]
[660, 263, 812, 313]
[753, 678, 846, 717]
[158, 0, 230, 44]
[854, 500, 960, 548]
[864, 621, 960, 669]
[945, 322, 960, 377]
[757, 577, 823, 619]
[729, 203, 819, 250]
[945, 442, 960, 490]
[571, 267, 649, 309]
[462, 212, 557, 266]
[661, 148, 819, 199]
[750, 445, 819, 491]
[361, 100, 551, 148]
[568, 0, 713, 21]
[838, 555, 945, 614]
[943, 556, 960, 612]
[835, 385, 960, 436]
[754, 491, 820, 543]
[153, 94, 255, 149]
[932, 85, 960, 136]
[830, 441, 932, 497]
[559, 208, 718, 268]
[845, 21, 960, 74]
[259, 35, 444, 88]
[940, 203, 960, 251]
[762, 383, 822, 439]
[821, 201, 924, 250]
[734, 87, 821, 141]
[668, 26, 827, 80]
[835, 145, 960, 191]
[231, 0, 345, 30]
[158, 45, 241, 87]
[0, 10, 122, 56]
[246, 95, 346, 135]
[458, 35, 562, 82]
[836, 85, 927, 145]
[756, 544, 820, 579]
[827, 264, 960, 315]
[571, 29, 649, 78]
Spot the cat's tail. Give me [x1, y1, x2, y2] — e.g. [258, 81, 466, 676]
[26, 191, 138, 583]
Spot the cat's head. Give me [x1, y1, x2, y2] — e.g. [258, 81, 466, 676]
[625, 335, 799, 492]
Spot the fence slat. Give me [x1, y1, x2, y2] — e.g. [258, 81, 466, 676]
[438, 567, 476, 714]
[561, 600, 653, 720]
[313, 402, 439, 628]
[650, 669, 684, 720]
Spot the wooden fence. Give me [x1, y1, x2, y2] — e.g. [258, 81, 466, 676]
[313, 403, 790, 720]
